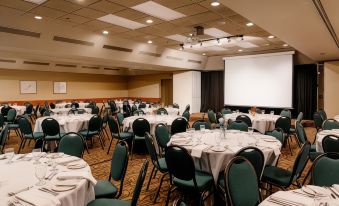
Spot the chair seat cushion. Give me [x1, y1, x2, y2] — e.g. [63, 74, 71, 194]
[158, 157, 168, 172]
[24, 132, 44, 140]
[94, 180, 118, 198]
[112, 132, 133, 140]
[87, 199, 130, 206]
[173, 170, 213, 191]
[8, 124, 19, 129]
[45, 135, 61, 140]
[262, 166, 292, 187]
[80, 130, 98, 137]
[135, 135, 145, 140]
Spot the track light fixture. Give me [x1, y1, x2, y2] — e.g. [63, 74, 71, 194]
[181, 34, 243, 50]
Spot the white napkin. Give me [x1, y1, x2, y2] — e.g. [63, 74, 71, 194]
[270, 191, 312, 206]
[191, 144, 210, 158]
[303, 185, 330, 196]
[55, 156, 80, 165]
[16, 189, 61, 206]
[57, 171, 97, 186]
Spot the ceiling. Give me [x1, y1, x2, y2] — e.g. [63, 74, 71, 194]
[0, 0, 292, 57]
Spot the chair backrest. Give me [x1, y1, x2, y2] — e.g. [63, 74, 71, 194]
[155, 123, 170, 149]
[312, 153, 339, 186]
[133, 110, 145, 116]
[138, 103, 146, 109]
[131, 105, 137, 112]
[192, 120, 211, 130]
[182, 111, 190, 122]
[25, 103, 33, 114]
[132, 118, 150, 137]
[43, 110, 51, 116]
[172, 103, 179, 109]
[171, 117, 187, 135]
[1, 106, 11, 116]
[225, 156, 260, 206]
[322, 119, 339, 130]
[110, 140, 129, 183]
[6, 109, 17, 122]
[275, 116, 291, 133]
[313, 112, 324, 130]
[157, 108, 168, 115]
[290, 141, 311, 184]
[117, 113, 124, 126]
[319, 109, 327, 121]
[107, 116, 120, 135]
[265, 128, 285, 145]
[0, 124, 9, 153]
[296, 112, 303, 123]
[322, 135, 339, 153]
[71, 102, 79, 108]
[18, 117, 33, 135]
[221, 108, 232, 115]
[280, 109, 291, 118]
[131, 160, 149, 206]
[184, 104, 190, 113]
[295, 122, 307, 144]
[236, 115, 252, 127]
[235, 147, 265, 181]
[227, 120, 248, 132]
[49, 103, 56, 109]
[58, 132, 84, 158]
[41, 118, 60, 136]
[91, 106, 100, 114]
[88, 115, 102, 132]
[0, 114, 4, 129]
[145, 132, 164, 171]
[207, 110, 217, 124]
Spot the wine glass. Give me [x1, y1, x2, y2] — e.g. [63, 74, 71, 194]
[32, 148, 41, 165]
[261, 110, 265, 115]
[51, 158, 58, 172]
[270, 111, 274, 116]
[35, 164, 47, 186]
[248, 127, 254, 136]
[4, 148, 15, 164]
[160, 111, 164, 116]
[215, 132, 222, 149]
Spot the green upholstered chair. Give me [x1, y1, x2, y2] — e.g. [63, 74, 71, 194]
[265, 128, 285, 145]
[58, 132, 84, 158]
[131, 105, 137, 113]
[319, 109, 327, 121]
[275, 116, 292, 155]
[280, 109, 291, 118]
[314, 111, 324, 132]
[80, 115, 104, 150]
[157, 108, 168, 115]
[311, 153, 339, 187]
[322, 119, 339, 130]
[236, 115, 252, 127]
[106, 116, 133, 154]
[23, 103, 34, 122]
[18, 117, 44, 153]
[192, 120, 211, 130]
[6, 108, 20, 137]
[91, 106, 100, 115]
[221, 108, 232, 115]
[132, 109, 145, 116]
[295, 122, 320, 160]
[262, 141, 311, 191]
[183, 104, 190, 113]
[227, 120, 248, 132]
[155, 123, 170, 154]
[145, 133, 168, 203]
[88, 160, 148, 206]
[290, 112, 303, 137]
[101, 111, 110, 141]
[182, 111, 190, 123]
[171, 117, 187, 135]
[0, 124, 9, 154]
[0, 114, 5, 131]
[131, 118, 150, 159]
[164, 145, 214, 206]
[207, 110, 218, 124]
[224, 157, 260, 206]
[322, 134, 339, 153]
[116, 113, 125, 131]
[41, 118, 62, 149]
[94, 140, 129, 199]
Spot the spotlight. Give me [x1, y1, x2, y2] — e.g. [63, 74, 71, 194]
[146, 19, 153, 24]
[268, 35, 275, 39]
[147, 40, 152, 44]
[246, 22, 254, 27]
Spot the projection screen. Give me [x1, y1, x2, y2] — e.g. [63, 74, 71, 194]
[224, 51, 294, 108]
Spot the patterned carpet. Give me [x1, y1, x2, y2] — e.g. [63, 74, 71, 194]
[5, 114, 317, 206]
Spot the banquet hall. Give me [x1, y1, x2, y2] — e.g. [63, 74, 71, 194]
[0, 0, 339, 206]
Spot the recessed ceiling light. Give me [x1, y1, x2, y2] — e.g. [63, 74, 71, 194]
[246, 22, 254, 27]
[102, 30, 109, 35]
[147, 40, 153, 44]
[265, 43, 270, 46]
[211, 1, 220, 6]
[283, 44, 288, 47]
[202, 53, 206, 56]
[268, 35, 275, 39]
[24, 0, 47, 4]
[98, 14, 146, 30]
[34, 16, 42, 20]
[238, 49, 243, 52]
[146, 19, 153, 24]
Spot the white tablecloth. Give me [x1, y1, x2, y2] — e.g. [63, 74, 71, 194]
[51, 108, 92, 115]
[223, 113, 280, 133]
[34, 114, 93, 133]
[0, 153, 95, 206]
[0, 105, 27, 115]
[141, 107, 179, 116]
[169, 130, 281, 181]
[316, 129, 339, 152]
[55, 103, 89, 109]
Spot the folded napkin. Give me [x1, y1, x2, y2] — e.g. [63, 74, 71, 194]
[191, 144, 210, 158]
[57, 171, 97, 186]
[270, 191, 312, 206]
[55, 156, 80, 165]
[16, 189, 61, 206]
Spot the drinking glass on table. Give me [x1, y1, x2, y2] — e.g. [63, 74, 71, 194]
[270, 111, 274, 116]
[261, 110, 265, 115]
[35, 164, 47, 186]
[32, 148, 41, 164]
[200, 124, 206, 132]
[51, 158, 58, 172]
[248, 127, 254, 135]
[4, 148, 15, 164]
[215, 132, 222, 149]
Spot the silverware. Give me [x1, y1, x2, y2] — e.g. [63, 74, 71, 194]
[8, 186, 34, 196]
[325, 187, 337, 199]
[38, 188, 58, 196]
[48, 172, 57, 180]
[16, 154, 28, 160]
[14, 196, 36, 206]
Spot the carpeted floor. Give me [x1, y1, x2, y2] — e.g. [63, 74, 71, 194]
[5, 113, 317, 206]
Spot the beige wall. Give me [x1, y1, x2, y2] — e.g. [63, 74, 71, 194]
[324, 61, 339, 118]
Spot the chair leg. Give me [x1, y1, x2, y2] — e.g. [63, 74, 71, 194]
[103, 128, 110, 141]
[84, 141, 90, 154]
[97, 134, 105, 150]
[146, 165, 155, 190]
[287, 136, 293, 156]
[165, 185, 173, 206]
[153, 173, 167, 203]
[153, 169, 158, 179]
[130, 138, 135, 160]
[107, 136, 115, 154]
[18, 139, 26, 154]
[302, 167, 312, 186]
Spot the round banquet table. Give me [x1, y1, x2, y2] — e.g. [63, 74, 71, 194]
[169, 129, 282, 182]
[141, 107, 179, 116]
[223, 113, 280, 134]
[0, 153, 95, 206]
[51, 108, 92, 115]
[0, 105, 26, 115]
[315, 129, 339, 152]
[55, 103, 89, 109]
[34, 114, 93, 133]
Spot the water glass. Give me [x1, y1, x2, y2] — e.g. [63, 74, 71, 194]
[215, 133, 222, 148]
[248, 127, 254, 135]
[270, 111, 274, 115]
[32, 148, 41, 164]
[236, 109, 239, 113]
[35, 164, 47, 186]
[4, 148, 15, 164]
[51, 158, 58, 172]
[160, 111, 164, 116]
[261, 110, 265, 115]
[200, 124, 206, 132]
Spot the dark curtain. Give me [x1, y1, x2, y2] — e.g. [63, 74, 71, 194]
[293, 64, 317, 119]
[201, 71, 224, 112]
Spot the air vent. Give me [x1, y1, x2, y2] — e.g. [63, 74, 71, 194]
[23, 61, 49, 66]
[166, 56, 183, 61]
[103, 45, 133, 53]
[0, 26, 40, 38]
[104, 67, 119, 71]
[53, 36, 94, 46]
[188, 59, 202, 64]
[139, 51, 161, 57]
[55, 64, 77, 68]
[0, 59, 16, 63]
[82, 66, 100, 70]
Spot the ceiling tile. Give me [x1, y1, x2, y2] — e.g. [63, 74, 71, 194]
[79, 20, 113, 31]
[58, 14, 92, 24]
[98, 14, 147, 29]
[88, 0, 125, 14]
[65, 0, 101, 6]
[73, 8, 106, 19]
[227, 14, 250, 24]
[0, 5, 25, 16]
[154, 0, 202, 9]
[0, 0, 36, 11]
[106, 0, 147, 7]
[175, 4, 208, 16]
[104, 25, 130, 34]
[114, 8, 147, 20]
[114, 30, 146, 38]
[29, 6, 67, 18]
[43, 0, 82, 13]
[198, 0, 237, 17]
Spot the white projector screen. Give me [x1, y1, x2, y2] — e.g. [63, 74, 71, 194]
[224, 51, 294, 108]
